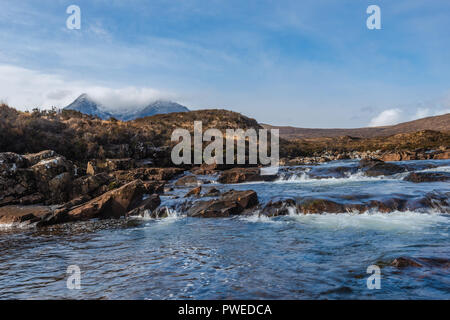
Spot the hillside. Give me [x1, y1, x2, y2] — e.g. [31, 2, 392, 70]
[0, 104, 448, 166]
[263, 113, 450, 139]
[0, 104, 260, 166]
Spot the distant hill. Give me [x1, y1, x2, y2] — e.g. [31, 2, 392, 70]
[262, 113, 450, 139]
[64, 93, 189, 120]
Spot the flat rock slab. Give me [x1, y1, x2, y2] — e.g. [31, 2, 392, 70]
[0, 205, 52, 224]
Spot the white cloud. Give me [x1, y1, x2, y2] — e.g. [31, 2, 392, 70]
[0, 64, 174, 112]
[369, 106, 450, 127]
[369, 108, 402, 127]
[87, 87, 172, 113]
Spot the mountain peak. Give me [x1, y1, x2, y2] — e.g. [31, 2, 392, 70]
[64, 94, 190, 121]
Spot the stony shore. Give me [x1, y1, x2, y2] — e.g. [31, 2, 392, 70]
[1, 148, 449, 227]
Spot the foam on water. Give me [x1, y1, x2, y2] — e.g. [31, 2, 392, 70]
[275, 170, 391, 184]
[419, 166, 450, 173]
[287, 209, 449, 232]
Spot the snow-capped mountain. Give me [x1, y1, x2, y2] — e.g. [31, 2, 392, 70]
[119, 100, 190, 121]
[64, 94, 113, 120]
[64, 94, 189, 121]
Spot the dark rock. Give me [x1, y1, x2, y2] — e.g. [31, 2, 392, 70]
[0, 205, 52, 225]
[70, 173, 113, 199]
[185, 186, 202, 198]
[391, 256, 450, 269]
[187, 189, 258, 217]
[66, 180, 146, 221]
[359, 159, 405, 177]
[175, 175, 200, 186]
[23, 150, 57, 166]
[126, 194, 161, 216]
[296, 198, 347, 214]
[218, 167, 277, 184]
[0, 152, 27, 175]
[261, 199, 295, 217]
[204, 187, 220, 197]
[391, 257, 423, 268]
[404, 172, 450, 183]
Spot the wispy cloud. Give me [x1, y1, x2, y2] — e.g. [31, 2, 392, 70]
[0, 64, 173, 111]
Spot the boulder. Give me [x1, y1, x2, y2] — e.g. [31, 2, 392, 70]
[86, 161, 97, 175]
[296, 198, 347, 214]
[404, 172, 450, 183]
[175, 175, 200, 186]
[218, 167, 277, 184]
[0, 205, 52, 225]
[0, 152, 27, 175]
[31, 156, 73, 185]
[359, 159, 405, 177]
[66, 180, 146, 221]
[380, 151, 415, 162]
[261, 199, 295, 217]
[187, 189, 258, 217]
[70, 173, 113, 199]
[48, 172, 72, 204]
[204, 187, 221, 197]
[23, 150, 57, 166]
[185, 186, 202, 198]
[126, 194, 161, 216]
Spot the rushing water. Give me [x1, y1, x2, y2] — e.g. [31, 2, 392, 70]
[0, 160, 449, 299]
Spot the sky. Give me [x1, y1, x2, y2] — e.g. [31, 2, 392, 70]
[0, 0, 449, 128]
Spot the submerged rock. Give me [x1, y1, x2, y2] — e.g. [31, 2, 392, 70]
[391, 257, 450, 269]
[391, 257, 423, 268]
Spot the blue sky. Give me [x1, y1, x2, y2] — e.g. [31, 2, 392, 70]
[0, 0, 449, 127]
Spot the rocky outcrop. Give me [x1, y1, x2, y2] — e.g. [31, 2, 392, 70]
[187, 189, 258, 217]
[126, 194, 161, 217]
[87, 158, 136, 175]
[381, 148, 450, 161]
[23, 150, 57, 166]
[70, 173, 113, 199]
[404, 172, 450, 183]
[0, 205, 52, 225]
[65, 180, 146, 221]
[218, 167, 277, 184]
[0, 151, 75, 206]
[111, 167, 183, 183]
